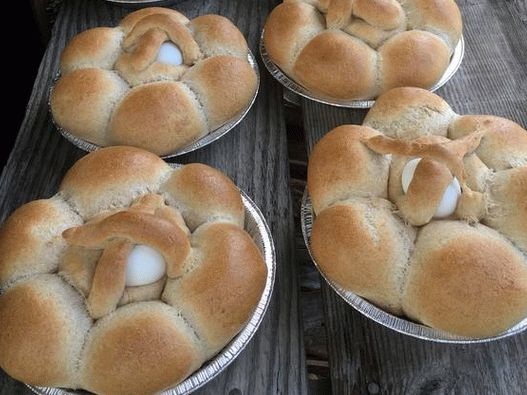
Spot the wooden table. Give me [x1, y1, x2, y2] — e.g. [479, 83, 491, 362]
[0, 0, 307, 394]
[2, 0, 527, 394]
[301, 0, 527, 394]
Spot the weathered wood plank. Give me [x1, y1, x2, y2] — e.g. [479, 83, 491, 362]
[301, 0, 527, 394]
[0, 0, 307, 394]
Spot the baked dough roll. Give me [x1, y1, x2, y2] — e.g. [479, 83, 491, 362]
[0, 198, 81, 286]
[161, 163, 244, 230]
[363, 87, 456, 140]
[311, 198, 416, 315]
[59, 146, 171, 219]
[50, 68, 129, 146]
[163, 222, 267, 357]
[307, 125, 389, 214]
[484, 167, 527, 253]
[80, 302, 204, 395]
[449, 115, 527, 170]
[403, 221, 527, 338]
[0, 275, 91, 388]
[108, 82, 208, 156]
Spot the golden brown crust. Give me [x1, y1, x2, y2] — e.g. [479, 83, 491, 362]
[263, 0, 462, 100]
[53, 8, 256, 155]
[343, 19, 404, 49]
[119, 28, 170, 73]
[63, 210, 190, 279]
[403, 221, 527, 338]
[59, 194, 190, 312]
[50, 68, 129, 146]
[363, 87, 455, 140]
[119, 7, 189, 33]
[0, 275, 91, 388]
[263, 2, 325, 74]
[326, 0, 353, 29]
[115, 52, 188, 86]
[162, 223, 266, 356]
[379, 31, 451, 91]
[293, 30, 379, 100]
[0, 198, 81, 287]
[119, 278, 166, 306]
[354, 0, 405, 30]
[448, 115, 527, 170]
[484, 167, 527, 253]
[380, 134, 476, 225]
[0, 146, 266, 390]
[398, 158, 454, 226]
[108, 82, 207, 156]
[365, 131, 485, 185]
[386, 135, 449, 189]
[59, 246, 101, 296]
[81, 302, 203, 395]
[402, 0, 463, 50]
[183, 56, 257, 129]
[129, 193, 190, 235]
[307, 88, 527, 338]
[462, 154, 491, 192]
[123, 14, 201, 66]
[285, 0, 330, 12]
[61, 27, 124, 73]
[161, 163, 244, 231]
[307, 125, 389, 214]
[86, 240, 132, 319]
[190, 15, 249, 58]
[311, 199, 416, 315]
[59, 146, 171, 219]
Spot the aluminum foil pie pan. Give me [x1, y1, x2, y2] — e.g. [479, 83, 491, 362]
[260, 31, 465, 109]
[300, 188, 527, 343]
[27, 175, 276, 395]
[50, 51, 260, 159]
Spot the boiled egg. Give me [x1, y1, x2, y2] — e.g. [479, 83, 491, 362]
[401, 158, 461, 219]
[157, 42, 183, 66]
[125, 244, 166, 287]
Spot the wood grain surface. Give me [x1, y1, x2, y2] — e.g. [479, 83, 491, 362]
[301, 0, 527, 394]
[0, 0, 307, 394]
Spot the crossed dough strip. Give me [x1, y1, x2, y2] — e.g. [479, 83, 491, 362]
[0, 147, 267, 394]
[307, 87, 527, 338]
[86, 240, 132, 319]
[364, 131, 487, 225]
[62, 193, 191, 319]
[263, 0, 462, 100]
[51, 8, 258, 156]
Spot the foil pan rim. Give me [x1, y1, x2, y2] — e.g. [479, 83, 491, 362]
[259, 31, 465, 109]
[300, 188, 527, 344]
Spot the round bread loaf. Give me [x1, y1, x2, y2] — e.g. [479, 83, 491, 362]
[307, 87, 527, 338]
[264, 0, 462, 100]
[50, 8, 258, 156]
[0, 147, 267, 393]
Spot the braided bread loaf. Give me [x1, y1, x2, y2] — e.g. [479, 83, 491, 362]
[50, 8, 258, 156]
[307, 87, 527, 338]
[264, 0, 462, 101]
[0, 147, 266, 394]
